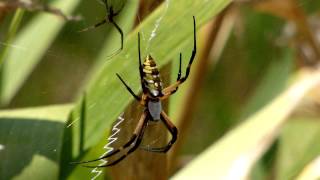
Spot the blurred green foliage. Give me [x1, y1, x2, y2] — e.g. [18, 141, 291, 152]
[0, 0, 320, 179]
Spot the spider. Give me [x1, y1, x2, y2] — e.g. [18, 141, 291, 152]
[79, 0, 125, 57]
[75, 16, 196, 167]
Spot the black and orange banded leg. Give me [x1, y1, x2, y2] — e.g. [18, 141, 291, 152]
[72, 111, 149, 167]
[141, 111, 178, 153]
[161, 16, 197, 99]
[165, 52, 183, 97]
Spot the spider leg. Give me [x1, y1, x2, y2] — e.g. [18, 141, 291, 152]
[107, 0, 126, 16]
[103, 0, 125, 17]
[104, 0, 109, 10]
[177, 53, 182, 80]
[161, 16, 197, 99]
[163, 53, 182, 97]
[71, 111, 148, 167]
[78, 19, 107, 32]
[81, 111, 149, 167]
[102, 6, 124, 58]
[116, 73, 141, 101]
[180, 16, 197, 83]
[79, 1, 124, 57]
[141, 111, 178, 153]
[102, 18, 123, 58]
[109, 17, 123, 52]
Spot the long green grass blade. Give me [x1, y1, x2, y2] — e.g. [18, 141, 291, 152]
[0, 0, 80, 105]
[172, 65, 320, 179]
[0, 9, 24, 67]
[276, 118, 320, 180]
[0, 104, 72, 180]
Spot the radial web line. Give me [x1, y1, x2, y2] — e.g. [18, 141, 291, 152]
[145, 0, 170, 52]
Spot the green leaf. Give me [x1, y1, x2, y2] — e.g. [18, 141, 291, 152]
[172, 66, 320, 179]
[246, 49, 293, 179]
[0, 9, 24, 67]
[276, 118, 320, 180]
[67, 0, 232, 163]
[296, 156, 320, 180]
[0, 104, 72, 180]
[60, 1, 140, 178]
[0, 0, 80, 105]
[241, 48, 293, 119]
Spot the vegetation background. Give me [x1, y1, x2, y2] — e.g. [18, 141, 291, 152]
[0, 0, 320, 179]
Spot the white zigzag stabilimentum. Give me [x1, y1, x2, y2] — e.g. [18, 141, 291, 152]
[91, 113, 125, 180]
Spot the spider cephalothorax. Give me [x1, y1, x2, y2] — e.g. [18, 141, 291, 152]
[74, 16, 197, 168]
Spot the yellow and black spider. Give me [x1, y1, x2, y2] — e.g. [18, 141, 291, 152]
[79, 0, 125, 57]
[76, 16, 196, 167]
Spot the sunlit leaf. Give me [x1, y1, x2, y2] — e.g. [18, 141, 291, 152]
[0, 0, 80, 105]
[172, 66, 320, 179]
[276, 118, 320, 179]
[296, 156, 320, 180]
[0, 104, 72, 180]
[61, 0, 139, 178]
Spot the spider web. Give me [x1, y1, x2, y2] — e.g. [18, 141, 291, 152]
[90, 113, 125, 180]
[89, 2, 171, 178]
[0, 0, 171, 179]
[140, 0, 170, 54]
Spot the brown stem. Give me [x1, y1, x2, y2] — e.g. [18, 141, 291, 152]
[253, 0, 320, 65]
[290, 0, 320, 65]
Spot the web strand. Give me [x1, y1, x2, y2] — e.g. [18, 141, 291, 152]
[90, 113, 125, 180]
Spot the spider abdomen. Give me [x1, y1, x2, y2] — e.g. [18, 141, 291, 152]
[148, 101, 162, 121]
[142, 55, 163, 97]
